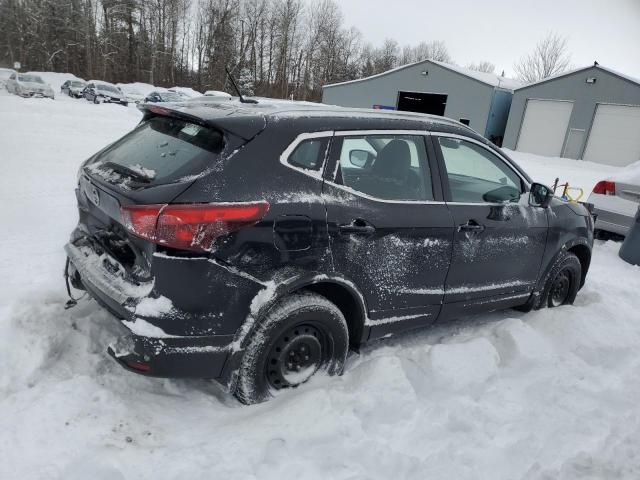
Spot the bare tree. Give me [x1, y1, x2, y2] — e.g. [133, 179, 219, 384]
[513, 32, 571, 83]
[466, 61, 495, 73]
[400, 40, 451, 64]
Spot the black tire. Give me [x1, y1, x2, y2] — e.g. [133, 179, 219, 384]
[234, 292, 349, 405]
[537, 251, 582, 309]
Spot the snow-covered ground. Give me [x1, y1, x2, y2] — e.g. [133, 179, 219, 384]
[1, 90, 640, 479]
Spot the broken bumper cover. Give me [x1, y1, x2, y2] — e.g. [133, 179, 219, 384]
[107, 329, 234, 379]
[65, 241, 235, 380]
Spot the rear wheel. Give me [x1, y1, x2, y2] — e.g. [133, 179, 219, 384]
[235, 292, 348, 405]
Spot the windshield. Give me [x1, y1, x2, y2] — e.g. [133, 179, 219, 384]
[97, 84, 119, 93]
[19, 75, 44, 83]
[159, 92, 183, 102]
[72, 81, 86, 87]
[86, 116, 225, 187]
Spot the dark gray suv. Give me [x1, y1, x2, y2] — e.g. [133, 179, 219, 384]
[65, 100, 594, 404]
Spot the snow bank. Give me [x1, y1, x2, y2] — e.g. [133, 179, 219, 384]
[611, 160, 640, 185]
[505, 148, 622, 194]
[169, 86, 202, 98]
[3, 90, 640, 478]
[116, 81, 157, 96]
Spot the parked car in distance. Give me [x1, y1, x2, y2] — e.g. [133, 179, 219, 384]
[118, 85, 146, 104]
[0, 67, 17, 88]
[167, 88, 194, 100]
[65, 100, 594, 404]
[61, 79, 87, 98]
[6, 72, 54, 99]
[83, 81, 128, 106]
[143, 90, 183, 103]
[203, 90, 232, 99]
[587, 163, 640, 238]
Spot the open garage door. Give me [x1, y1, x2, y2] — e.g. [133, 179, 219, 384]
[397, 91, 447, 116]
[516, 99, 573, 156]
[583, 104, 640, 166]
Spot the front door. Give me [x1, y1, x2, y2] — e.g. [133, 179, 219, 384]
[432, 134, 548, 317]
[323, 131, 454, 338]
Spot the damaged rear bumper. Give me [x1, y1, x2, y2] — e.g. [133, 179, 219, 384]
[65, 241, 235, 380]
[107, 328, 233, 379]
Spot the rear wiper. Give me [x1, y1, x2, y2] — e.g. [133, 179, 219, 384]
[98, 161, 152, 184]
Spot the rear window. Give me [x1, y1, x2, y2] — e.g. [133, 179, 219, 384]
[86, 116, 224, 187]
[97, 84, 118, 93]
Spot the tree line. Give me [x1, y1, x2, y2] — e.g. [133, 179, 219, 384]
[0, 0, 458, 100]
[0, 0, 572, 100]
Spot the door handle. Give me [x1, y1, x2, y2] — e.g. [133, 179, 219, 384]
[339, 219, 376, 235]
[457, 220, 485, 233]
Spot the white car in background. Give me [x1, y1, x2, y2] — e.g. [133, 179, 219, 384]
[0, 67, 17, 88]
[6, 72, 55, 99]
[588, 162, 640, 238]
[117, 84, 146, 104]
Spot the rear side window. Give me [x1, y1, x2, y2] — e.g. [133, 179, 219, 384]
[287, 138, 328, 172]
[335, 134, 433, 201]
[86, 116, 224, 187]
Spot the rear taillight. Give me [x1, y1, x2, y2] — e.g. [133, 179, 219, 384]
[120, 202, 269, 252]
[592, 180, 616, 196]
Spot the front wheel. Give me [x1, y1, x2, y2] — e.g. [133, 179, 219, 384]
[235, 292, 349, 405]
[93, 95, 103, 104]
[539, 252, 582, 308]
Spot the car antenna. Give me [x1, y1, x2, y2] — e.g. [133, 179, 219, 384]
[225, 67, 257, 104]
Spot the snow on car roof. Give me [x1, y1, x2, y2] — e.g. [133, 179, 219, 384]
[155, 97, 467, 131]
[323, 59, 522, 90]
[611, 161, 640, 185]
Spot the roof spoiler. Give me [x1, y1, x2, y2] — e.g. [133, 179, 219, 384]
[137, 104, 266, 141]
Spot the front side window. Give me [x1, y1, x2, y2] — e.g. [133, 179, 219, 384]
[287, 138, 328, 172]
[438, 136, 522, 203]
[335, 134, 432, 201]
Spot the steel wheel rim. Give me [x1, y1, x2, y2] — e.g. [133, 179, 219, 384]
[550, 269, 571, 307]
[266, 324, 326, 389]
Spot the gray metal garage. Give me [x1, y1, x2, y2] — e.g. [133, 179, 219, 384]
[322, 59, 521, 145]
[503, 63, 640, 166]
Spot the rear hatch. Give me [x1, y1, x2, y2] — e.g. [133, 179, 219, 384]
[73, 111, 256, 296]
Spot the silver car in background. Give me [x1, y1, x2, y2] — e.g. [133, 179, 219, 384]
[61, 79, 87, 98]
[588, 164, 640, 238]
[6, 73, 55, 99]
[0, 68, 17, 88]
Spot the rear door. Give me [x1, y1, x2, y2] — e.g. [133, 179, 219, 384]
[323, 130, 454, 338]
[432, 133, 548, 318]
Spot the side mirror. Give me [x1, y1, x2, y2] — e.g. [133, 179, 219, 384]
[529, 182, 554, 208]
[349, 149, 373, 168]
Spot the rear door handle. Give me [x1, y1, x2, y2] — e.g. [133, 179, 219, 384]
[339, 219, 376, 235]
[457, 220, 485, 233]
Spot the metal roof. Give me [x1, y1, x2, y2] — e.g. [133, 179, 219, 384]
[323, 59, 522, 90]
